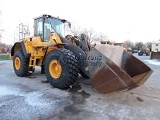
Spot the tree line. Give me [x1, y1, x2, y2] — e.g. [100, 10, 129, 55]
[123, 40, 152, 51]
[70, 26, 152, 51]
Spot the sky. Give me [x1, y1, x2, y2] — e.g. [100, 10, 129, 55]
[1, 0, 160, 45]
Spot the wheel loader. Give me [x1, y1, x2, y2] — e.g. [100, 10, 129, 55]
[10, 14, 153, 93]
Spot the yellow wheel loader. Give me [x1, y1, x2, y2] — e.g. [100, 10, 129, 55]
[10, 14, 153, 93]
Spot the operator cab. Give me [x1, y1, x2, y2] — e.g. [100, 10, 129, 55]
[34, 14, 71, 42]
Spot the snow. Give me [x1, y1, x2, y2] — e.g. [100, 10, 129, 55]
[144, 60, 160, 66]
[0, 85, 71, 120]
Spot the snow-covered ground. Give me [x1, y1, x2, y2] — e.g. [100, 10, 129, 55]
[144, 59, 160, 66]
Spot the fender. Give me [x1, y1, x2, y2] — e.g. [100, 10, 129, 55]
[11, 41, 30, 58]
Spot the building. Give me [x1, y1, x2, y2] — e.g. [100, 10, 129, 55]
[151, 40, 160, 52]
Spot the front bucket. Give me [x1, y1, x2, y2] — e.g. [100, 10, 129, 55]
[87, 44, 153, 93]
[150, 52, 160, 59]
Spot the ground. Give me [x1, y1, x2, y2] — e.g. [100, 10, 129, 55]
[0, 54, 160, 120]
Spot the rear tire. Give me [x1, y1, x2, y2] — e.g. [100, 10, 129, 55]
[45, 49, 79, 88]
[13, 50, 29, 77]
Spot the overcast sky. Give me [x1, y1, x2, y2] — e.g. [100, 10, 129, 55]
[1, 0, 160, 44]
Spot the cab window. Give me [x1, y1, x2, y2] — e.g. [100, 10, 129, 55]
[44, 20, 51, 42]
[35, 18, 43, 37]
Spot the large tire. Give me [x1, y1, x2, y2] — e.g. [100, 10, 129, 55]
[13, 50, 29, 77]
[45, 49, 79, 88]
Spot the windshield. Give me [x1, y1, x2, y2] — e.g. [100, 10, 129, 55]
[48, 18, 64, 35]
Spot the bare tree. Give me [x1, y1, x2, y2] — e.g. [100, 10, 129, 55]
[70, 26, 83, 36]
[0, 10, 2, 43]
[134, 42, 143, 50]
[70, 24, 108, 44]
[0, 10, 4, 47]
[123, 40, 134, 50]
[0, 10, 5, 42]
[71, 26, 107, 43]
[0, 10, 11, 50]
[82, 28, 99, 43]
[145, 42, 152, 51]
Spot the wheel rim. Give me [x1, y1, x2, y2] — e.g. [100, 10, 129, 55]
[49, 60, 62, 79]
[15, 57, 21, 70]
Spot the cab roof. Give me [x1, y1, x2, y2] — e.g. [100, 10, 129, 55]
[34, 14, 67, 22]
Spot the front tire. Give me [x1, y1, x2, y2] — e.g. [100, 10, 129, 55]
[13, 50, 29, 76]
[45, 49, 79, 88]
